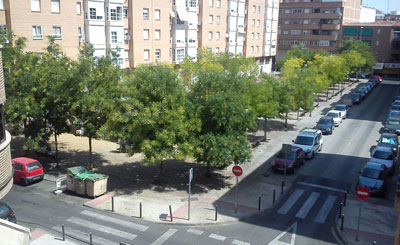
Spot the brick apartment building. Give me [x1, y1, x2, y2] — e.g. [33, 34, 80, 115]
[277, 0, 361, 60]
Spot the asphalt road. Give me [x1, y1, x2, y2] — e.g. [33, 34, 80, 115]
[3, 80, 400, 245]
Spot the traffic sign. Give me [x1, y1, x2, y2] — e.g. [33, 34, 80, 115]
[356, 186, 370, 200]
[232, 165, 243, 176]
[189, 168, 193, 183]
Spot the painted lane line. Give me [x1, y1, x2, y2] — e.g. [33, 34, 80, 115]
[66, 217, 137, 240]
[81, 210, 149, 232]
[295, 192, 320, 219]
[297, 182, 347, 193]
[268, 222, 297, 245]
[209, 233, 226, 241]
[277, 189, 304, 215]
[187, 228, 204, 235]
[150, 229, 178, 245]
[232, 239, 251, 245]
[52, 225, 116, 245]
[314, 195, 337, 224]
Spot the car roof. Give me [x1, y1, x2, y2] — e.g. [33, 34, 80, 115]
[298, 128, 320, 136]
[11, 157, 38, 165]
[327, 110, 340, 114]
[335, 104, 346, 107]
[375, 145, 392, 152]
[365, 161, 385, 170]
[319, 116, 333, 121]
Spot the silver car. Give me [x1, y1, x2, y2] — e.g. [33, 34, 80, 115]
[370, 145, 395, 174]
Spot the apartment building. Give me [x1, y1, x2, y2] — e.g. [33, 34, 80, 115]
[244, 0, 265, 58]
[261, 0, 279, 72]
[277, 0, 362, 60]
[0, 46, 13, 199]
[0, 0, 84, 59]
[225, 0, 246, 55]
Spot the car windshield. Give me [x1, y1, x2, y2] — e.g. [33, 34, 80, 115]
[362, 168, 381, 179]
[372, 150, 393, 160]
[352, 94, 360, 98]
[0, 205, 10, 217]
[276, 151, 296, 160]
[318, 118, 331, 124]
[334, 106, 345, 111]
[392, 106, 400, 111]
[294, 136, 313, 146]
[388, 120, 400, 126]
[26, 162, 41, 171]
[327, 112, 338, 118]
[389, 111, 400, 117]
[380, 137, 396, 145]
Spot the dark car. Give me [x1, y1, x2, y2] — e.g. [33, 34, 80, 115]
[0, 202, 16, 223]
[358, 88, 368, 99]
[273, 146, 305, 174]
[358, 161, 389, 197]
[384, 116, 400, 135]
[377, 133, 399, 154]
[374, 75, 383, 83]
[334, 104, 349, 119]
[316, 116, 334, 135]
[352, 92, 361, 104]
[12, 157, 44, 185]
[391, 105, 400, 112]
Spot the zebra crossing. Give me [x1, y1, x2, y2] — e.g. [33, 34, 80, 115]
[276, 186, 343, 224]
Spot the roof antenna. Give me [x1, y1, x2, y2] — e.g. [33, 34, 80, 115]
[387, 0, 390, 14]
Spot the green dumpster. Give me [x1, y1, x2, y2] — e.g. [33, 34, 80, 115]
[66, 166, 88, 192]
[74, 171, 95, 196]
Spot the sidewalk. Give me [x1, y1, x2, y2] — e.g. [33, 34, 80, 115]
[31, 229, 78, 245]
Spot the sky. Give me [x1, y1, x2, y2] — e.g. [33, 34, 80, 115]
[362, 0, 400, 13]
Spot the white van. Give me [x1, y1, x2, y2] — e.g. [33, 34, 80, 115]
[292, 129, 323, 159]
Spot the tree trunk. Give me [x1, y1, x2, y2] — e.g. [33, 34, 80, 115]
[158, 161, 164, 183]
[285, 112, 288, 128]
[326, 90, 329, 102]
[297, 109, 300, 120]
[88, 135, 93, 170]
[263, 116, 267, 138]
[206, 162, 212, 178]
[54, 126, 59, 168]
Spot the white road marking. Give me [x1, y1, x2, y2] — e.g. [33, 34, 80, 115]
[314, 195, 337, 224]
[209, 233, 226, 241]
[232, 239, 251, 245]
[278, 189, 304, 215]
[295, 192, 320, 219]
[187, 228, 204, 235]
[268, 222, 297, 245]
[297, 182, 347, 193]
[66, 217, 137, 240]
[150, 229, 178, 245]
[52, 225, 116, 245]
[81, 210, 149, 232]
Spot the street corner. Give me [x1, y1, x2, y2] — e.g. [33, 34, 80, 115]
[83, 191, 115, 208]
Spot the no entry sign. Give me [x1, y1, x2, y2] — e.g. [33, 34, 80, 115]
[356, 186, 370, 200]
[232, 165, 243, 177]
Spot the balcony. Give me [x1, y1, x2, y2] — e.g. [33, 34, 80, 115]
[321, 24, 340, 30]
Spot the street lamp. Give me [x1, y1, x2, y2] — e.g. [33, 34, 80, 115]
[356, 26, 364, 82]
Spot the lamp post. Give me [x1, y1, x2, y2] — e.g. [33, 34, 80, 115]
[356, 27, 364, 82]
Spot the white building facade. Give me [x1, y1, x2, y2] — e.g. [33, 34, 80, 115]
[226, 0, 246, 55]
[260, 0, 279, 73]
[360, 6, 376, 23]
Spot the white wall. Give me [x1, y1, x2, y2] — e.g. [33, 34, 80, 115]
[360, 6, 376, 23]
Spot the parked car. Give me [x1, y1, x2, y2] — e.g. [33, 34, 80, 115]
[12, 157, 44, 185]
[0, 202, 16, 223]
[365, 83, 373, 92]
[358, 161, 388, 197]
[387, 110, 400, 120]
[334, 104, 349, 119]
[316, 116, 334, 135]
[384, 116, 400, 135]
[292, 128, 323, 159]
[393, 100, 400, 107]
[391, 105, 400, 113]
[325, 110, 342, 126]
[377, 133, 399, 154]
[358, 88, 368, 99]
[352, 92, 361, 104]
[374, 75, 383, 83]
[370, 146, 395, 174]
[273, 146, 305, 174]
[367, 81, 375, 89]
[394, 96, 400, 101]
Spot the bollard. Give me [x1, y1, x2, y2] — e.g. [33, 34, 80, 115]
[373, 241, 376, 245]
[112, 196, 115, 212]
[340, 214, 344, 231]
[215, 205, 218, 221]
[89, 232, 93, 245]
[258, 196, 261, 211]
[169, 205, 173, 222]
[281, 181, 285, 194]
[139, 202, 142, 219]
[339, 202, 343, 219]
[273, 189, 276, 204]
[343, 191, 347, 207]
[62, 224, 65, 241]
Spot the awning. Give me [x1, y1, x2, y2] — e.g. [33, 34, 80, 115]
[372, 63, 384, 70]
[384, 63, 400, 68]
[170, 10, 176, 18]
[176, 6, 188, 22]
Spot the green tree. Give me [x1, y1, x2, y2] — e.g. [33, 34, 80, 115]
[338, 39, 376, 68]
[277, 44, 328, 69]
[275, 81, 295, 128]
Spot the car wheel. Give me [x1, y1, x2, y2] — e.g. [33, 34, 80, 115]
[23, 178, 28, 186]
[319, 144, 322, 152]
[311, 151, 315, 159]
[292, 166, 297, 174]
[301, 158, 305, 165]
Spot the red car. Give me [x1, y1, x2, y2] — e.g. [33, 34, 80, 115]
[273, 146, 305, 174]
[12, 157, 44, 185]
[374, 75, 382, 83]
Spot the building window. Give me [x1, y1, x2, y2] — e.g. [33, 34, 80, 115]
[293, 8, 302, 13]
[143, 8, 149, 19]
[303, 30, 308, 35]
[209, 15, 213, 24]
[176, 48, 185, 62]
[290, 30, 301, 35]
[155, 29, 160, 40]
[304, 9, 309, 13]
[77, 2, 81, 15]
[258, 6, 261, 13]
[143, 29, 149, 40]
[284, 20, 289, 24]
[216, 16, 220, 24]
[90, 8, 96, 19]
[319, 40, 329, 46]
[216, 47, 219, 54]
[284, 9, 290, 14]
[123, 7, 128, 18]
[251, 46, 254, 53]
[177, 17, 184, 25]
[189, 0, 197, 7]
[144, 49, 150, 60]
[377, 28, 381, 34]
[31, 0, 40, 12]
[32, 25, 42, 39]
[256, 33, 259, 39]
[256, 46, 259, 53]
[312, 8, 320, 13]
[216, 31, 220, 40]
[208, 31, 213, 40]
[155, 9, 160, 20]
[252, 19, 255, 26]
[52, 26, 62, 39]
[111, 9, 117, 20]
[78, 27, 82, 41]
[0, 0, 4, 10]
[376, 40, 379, 46]
[253, 5, 256, 13]
[343, 27, 357, 36]
[51, 0, 60, 13]
[304, 20, 309, 24]
[117, 7, 122, 20]
[251, 32, 254, 40]
[111, 31, 117, 43]
[283, 30, 288, 35]
[217, 0, 220, 8]
[257, 19, 260, 27]
[209, 0, 213, 7]
[124, 29, 130, 40]
[155, 49, 161, 60]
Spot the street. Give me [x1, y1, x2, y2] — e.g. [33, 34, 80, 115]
[3, 80, 400, 244]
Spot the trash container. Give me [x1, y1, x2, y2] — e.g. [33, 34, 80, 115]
[74, 171, 94, 196]
[66, 166, 88, 192]
[85, 173, 109, 198]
